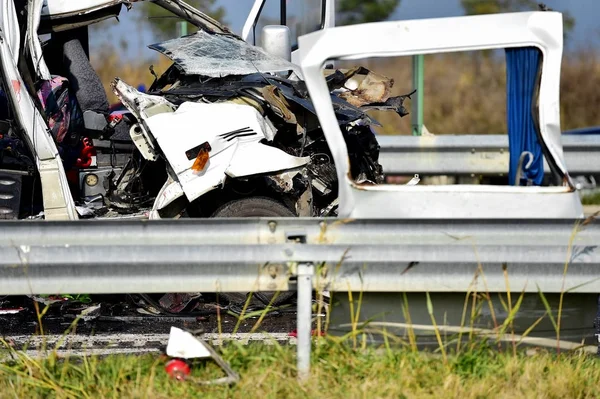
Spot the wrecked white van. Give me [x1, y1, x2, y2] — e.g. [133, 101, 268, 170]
[0, 1, 584, 222]
[1, 0, 402, 221]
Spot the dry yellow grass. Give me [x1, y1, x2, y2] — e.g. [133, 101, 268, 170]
[92, 43, 599, 136]
[353, 50, 600, 136]
[91, 44, 173, 104]
[90, 49, 598, 201]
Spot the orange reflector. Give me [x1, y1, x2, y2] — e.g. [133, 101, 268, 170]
[191, 148, 210, 172]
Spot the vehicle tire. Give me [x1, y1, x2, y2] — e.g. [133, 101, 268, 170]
[212, 197, 297, 307]
[211, 196, 296, 218]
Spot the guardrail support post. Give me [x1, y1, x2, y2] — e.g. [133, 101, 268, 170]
[411, 54, 424, 136]
[296, 262, 314, 381]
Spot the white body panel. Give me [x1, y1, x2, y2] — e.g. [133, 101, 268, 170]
[149, 177, 185, 219]
[298, 12, 584, 219]
[0, 1, 21, 64]
[348, 185, 583, 219]
[41, 0, 124, 18]
[242, 0, 265, 43]
[0, 0, 77, 220]
[144, 101, 309, 203]
[28, 0, 51, 80]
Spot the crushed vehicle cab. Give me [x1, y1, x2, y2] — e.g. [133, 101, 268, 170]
[0, 0, 405, 221]
[0, 0, 584, 222]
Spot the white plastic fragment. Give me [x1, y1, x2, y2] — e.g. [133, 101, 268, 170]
[166, 326, 212, 359]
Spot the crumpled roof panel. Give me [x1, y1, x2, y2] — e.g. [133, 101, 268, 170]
[41, 0, 125, 18]
[149, 30, 302, 79]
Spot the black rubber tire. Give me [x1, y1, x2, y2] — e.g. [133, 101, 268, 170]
[212, 197, 297, 306]
[211, 197, 296, 218]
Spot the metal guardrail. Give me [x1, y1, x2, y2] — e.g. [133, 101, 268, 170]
[1, 217, 599, 375]
[1, 218, 599, 296]
[377, 134, 600, 176]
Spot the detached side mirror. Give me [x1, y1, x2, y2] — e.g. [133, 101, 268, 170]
[261, 25, 292, 62]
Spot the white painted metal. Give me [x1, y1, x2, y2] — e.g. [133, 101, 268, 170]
[28, 0, 51, 80]
[0, 0, 21, 64]
[144, 101, 309, 203]
[299, 12, 583, 219]
[41, 0, 125, 18]
[242, 0, 265, 43]
[0, 1, 77, 220]
[129, 123, 158, 161]
[322, 0, 335, 31]
[115, 78, 309, 208]
[112, 79, 169, 161]
[149, 177, 185, 218]
[261, 25, 292, 61]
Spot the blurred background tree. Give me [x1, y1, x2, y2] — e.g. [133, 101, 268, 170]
[136, 0, 226, 40]
[91, 0, 597, 131]
[461, 0, 575, 40]
[337, 0, 401, 25]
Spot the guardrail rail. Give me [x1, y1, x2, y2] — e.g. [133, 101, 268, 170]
[378, 134, 600, 176]
[1, 217, 599, 375]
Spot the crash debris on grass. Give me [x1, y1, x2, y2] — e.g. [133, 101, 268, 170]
[164, 326, 239, 385]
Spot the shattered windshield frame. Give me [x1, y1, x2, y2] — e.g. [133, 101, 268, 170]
[148, 28, 303, 78]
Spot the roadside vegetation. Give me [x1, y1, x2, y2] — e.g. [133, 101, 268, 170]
[582, 191, 600, 205]
[92, 44, 600, 135]
[2, 339, 600, 398]
[2, 250, 600, 397]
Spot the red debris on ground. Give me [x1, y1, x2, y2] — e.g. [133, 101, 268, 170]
[165, 359, 191, 381]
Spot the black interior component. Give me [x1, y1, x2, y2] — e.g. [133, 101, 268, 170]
[0, 79, 8, 120]
[0, 131, 35, 220]
[186, 142, 212, 161]
[110, 120, 133, 143]
[530, 52, 563, 186]
[0, 119, 8, 130]
[0, 170, 27, 220]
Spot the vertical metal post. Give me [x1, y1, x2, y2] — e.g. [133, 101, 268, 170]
[280, 0, 287, 26]
[411, 55, 424, 136]
[296, 263, 314, 380]
[177, 21, 188, 37]
[280, 0, 287, 25]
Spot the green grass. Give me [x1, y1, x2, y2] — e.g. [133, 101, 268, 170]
[1, 341, 600, 398]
